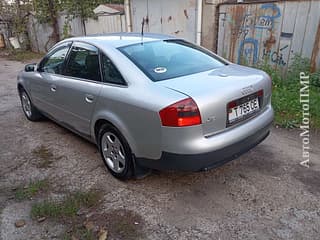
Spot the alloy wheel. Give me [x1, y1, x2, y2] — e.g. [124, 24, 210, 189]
[101, 132, 126, 173]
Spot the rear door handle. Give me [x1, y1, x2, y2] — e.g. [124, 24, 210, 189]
[50, 85, 57, 92]
[85, 94, 94, 103]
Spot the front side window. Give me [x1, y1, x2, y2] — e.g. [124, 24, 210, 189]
[101, 54, 126, 85]
[40, 45, 70, 74]
[118, 40, 226, 82]
[65, 44, 101, 81]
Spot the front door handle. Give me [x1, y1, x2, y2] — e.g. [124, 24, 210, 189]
[85, 94, 94, 103]
[50, 85, 57, 92]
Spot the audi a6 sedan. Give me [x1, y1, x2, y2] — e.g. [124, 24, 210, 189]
[18, 33, 274, 179]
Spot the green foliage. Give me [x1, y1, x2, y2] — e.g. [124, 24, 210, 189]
[256, 55, 320, 129]
[33, 0, 61, 24]
[33, 0, 124, 23]
[62, 20, 72, 39]
[287, 54, 320, 87]
[14, 179, 49, 201]
[0, 0, 32, 37]
[62, 0, 103, 21]
[256, 60, 283, 87]
[310, 71, 320, 88]
[31, 190, 101, 219]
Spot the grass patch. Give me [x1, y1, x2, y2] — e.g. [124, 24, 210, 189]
[3, 49, 43, 62]
[30, 191, 101, 219]
[62, 228, 95, 240]
[271, 83, 320, 128]
[31, 190, 144, 240]
[32, 145, 61, 168]
[63, 209, 144, 240]
[14, 179, 49, 201]
[256, 55, 320, 129]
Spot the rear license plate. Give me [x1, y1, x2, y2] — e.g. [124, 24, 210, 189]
[228, 97, 260, 124]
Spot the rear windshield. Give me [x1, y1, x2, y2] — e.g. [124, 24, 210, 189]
[118, 40, 226, 82]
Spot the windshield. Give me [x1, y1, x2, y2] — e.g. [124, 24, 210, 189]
[118, 40, 226, 82]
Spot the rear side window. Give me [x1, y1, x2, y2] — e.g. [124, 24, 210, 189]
[65, 44, 101, 81]
[40, 45, 70, 74]
[118, 40, 226, 82]
[101, 54, 126, 85]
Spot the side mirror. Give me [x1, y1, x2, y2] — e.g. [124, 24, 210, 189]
[25, 63, 37, 72]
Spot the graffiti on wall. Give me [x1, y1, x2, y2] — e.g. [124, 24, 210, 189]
[222, 3, 292, 66]
[262, 44, 289, 66]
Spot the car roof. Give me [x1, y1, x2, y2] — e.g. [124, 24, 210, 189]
[63, 32, 178, 49]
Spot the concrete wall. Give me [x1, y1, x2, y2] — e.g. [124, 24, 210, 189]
[201, 0, 224, 51]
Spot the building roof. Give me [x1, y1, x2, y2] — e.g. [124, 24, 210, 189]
[103, 4, 124, 12]
[93, 4, 124, 15]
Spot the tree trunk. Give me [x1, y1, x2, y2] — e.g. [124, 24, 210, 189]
[82, 18, 86, 36]
[48, 0, 59, 43]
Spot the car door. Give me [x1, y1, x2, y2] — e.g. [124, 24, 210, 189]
[31, 43, 71, 116]
[54, 42, 102, 137]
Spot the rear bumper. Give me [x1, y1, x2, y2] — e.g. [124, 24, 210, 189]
[136, 105, 273, 171]
[137, 123, 270, 171]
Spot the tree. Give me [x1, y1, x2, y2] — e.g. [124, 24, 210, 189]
[62, 0, 124, 35]
[32, 0, 124, 46]
[33, 0, 60, 44]
[62, 0, 103, 35]
[0, 0, 32, 49]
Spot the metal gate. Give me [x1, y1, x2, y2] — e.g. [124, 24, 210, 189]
[130, 0, 197, 43]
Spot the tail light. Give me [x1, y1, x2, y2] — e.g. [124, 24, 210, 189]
[159, 97, 201, 127]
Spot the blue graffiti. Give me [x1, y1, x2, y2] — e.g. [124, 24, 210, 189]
[260, 3, 281, 18]
[237, 3, 281, 33]
[256, 3, 281, 29]
[237, 38, 259, 64]
[236, 3, 281, 65]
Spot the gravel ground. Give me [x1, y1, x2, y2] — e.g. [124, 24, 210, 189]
[0, 57, 320, 240]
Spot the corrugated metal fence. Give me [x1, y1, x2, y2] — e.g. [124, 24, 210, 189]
[217, 0, 320, 71]
[86, 14, 126, 35]
[28, 12, 125, 53]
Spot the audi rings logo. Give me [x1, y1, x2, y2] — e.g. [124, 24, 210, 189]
[241, 85, 254, 96]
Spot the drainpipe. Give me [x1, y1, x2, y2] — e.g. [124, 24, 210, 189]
[124, 0, 132, 32]
[196, 0, 203, 45]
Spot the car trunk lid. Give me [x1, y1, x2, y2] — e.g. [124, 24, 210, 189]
[157, 64, 271, 136]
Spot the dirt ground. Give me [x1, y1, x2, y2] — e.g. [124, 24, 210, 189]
[1, 57, 320, 240]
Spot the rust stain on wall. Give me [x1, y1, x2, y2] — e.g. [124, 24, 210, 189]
[229, 5, 246, 62]
[184, 9, 189, 19]
[264, 5, 280, 53]
[264, 34, 276, 51]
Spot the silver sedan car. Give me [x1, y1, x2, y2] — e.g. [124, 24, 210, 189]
[18, 33, 274, 180]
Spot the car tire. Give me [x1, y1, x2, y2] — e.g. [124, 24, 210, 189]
[98, 124, 133, 180]
[19, 89, 43, 121]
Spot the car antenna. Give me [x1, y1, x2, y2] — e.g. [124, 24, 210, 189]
[141, 17, 145, 44]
